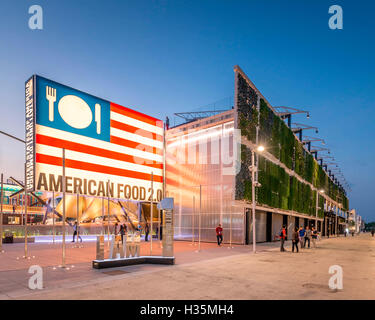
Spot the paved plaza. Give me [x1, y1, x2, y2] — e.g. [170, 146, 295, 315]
[0, 234, 374, 300]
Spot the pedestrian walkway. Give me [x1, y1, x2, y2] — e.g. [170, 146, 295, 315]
[1, 234, 371, 299]
[0, 238, 274, 299]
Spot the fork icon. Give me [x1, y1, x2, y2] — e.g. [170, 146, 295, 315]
[46, 86, 56, 121]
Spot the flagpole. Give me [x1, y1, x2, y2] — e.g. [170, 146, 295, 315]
[24, 163, 28, 258]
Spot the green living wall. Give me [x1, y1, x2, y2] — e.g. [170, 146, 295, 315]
[236, 71, 348, 212]
[237, 148, 325, 218]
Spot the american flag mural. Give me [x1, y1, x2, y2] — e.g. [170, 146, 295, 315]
[26, 76, 163, 201]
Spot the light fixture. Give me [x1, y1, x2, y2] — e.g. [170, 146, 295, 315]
[320, 189, 325, 193]
[257, 145, 265, 152]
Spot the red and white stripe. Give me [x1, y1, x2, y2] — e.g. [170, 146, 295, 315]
[35, 103, 164, 193]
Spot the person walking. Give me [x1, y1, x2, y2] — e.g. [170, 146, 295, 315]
[119, 223, 127, 243]
[144, 223, 150, 241]
[298, 226, 305, 248]
[280, 226, 287, 252]
[292, 227, 299, 253]
[311, 227, 318, 248]
[114, 222, 119, 235]
[216, 224, 223, 246]
[371, 229, 374, 237]
[304, 226, 311, 248]
[72, 221, 82, 243]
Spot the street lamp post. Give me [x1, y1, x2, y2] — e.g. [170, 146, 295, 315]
[250, 145, 264, 253]
[315, 190, 318, 230]
[251, 150, 256, 253]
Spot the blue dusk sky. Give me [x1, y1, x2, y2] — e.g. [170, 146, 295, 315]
[0, 0, 374, 220]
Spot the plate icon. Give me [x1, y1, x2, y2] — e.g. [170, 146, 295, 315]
[58, 95, 93, 129]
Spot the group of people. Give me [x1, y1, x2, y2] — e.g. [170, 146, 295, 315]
[280, 225, 319, 252]
[113, 222, 163, 243]
[113, 222, 129, 243]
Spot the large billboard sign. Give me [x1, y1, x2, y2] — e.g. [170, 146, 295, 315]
[25, 75, 163, 201]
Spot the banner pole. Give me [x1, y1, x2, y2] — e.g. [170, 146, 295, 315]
[52, 190, 55, 244]
[107, 180, 110, 247]
[192, 195, 195, 245]
[76, 193, 80, 246]
[230, 205, 233, 248]
[150, 172, 154, 256]
[101, 197, 104, 235]
[62, 148, 66, 268]
[199, 185, 201, 252]
[158, 207, 161, 248]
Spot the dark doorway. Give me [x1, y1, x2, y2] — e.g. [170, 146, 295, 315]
[295, 217, 300, 228]
[304, 218, 308, 228]
[282, 215, 288, 228]
[245, 208, 251, 245]
[282, 215, 288, 239]
[266, 212, 272, 242]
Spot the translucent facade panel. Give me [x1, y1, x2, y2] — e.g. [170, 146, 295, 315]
[166, 120, 244, 244]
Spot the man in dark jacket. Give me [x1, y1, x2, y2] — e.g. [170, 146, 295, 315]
[144, 223, 150, 241]
[304, 226, 311, 248]
[292, 227, 299, 253]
